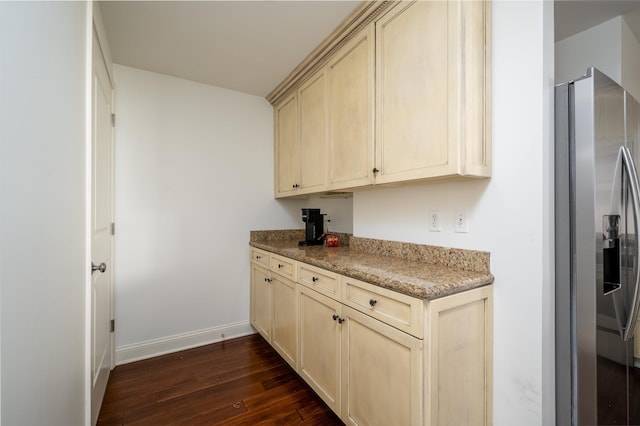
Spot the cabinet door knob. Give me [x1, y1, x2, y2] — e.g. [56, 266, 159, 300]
[332, 314, 339, 321]
[372, 168, 379, 174]
[91, 262, 107, 274]
[278, 264, 283, 269]
[256, 255, 261, 259]
[369, 299, 377, 307]
[312, 276, 319, 282]
[338, 317, 345, 324]
[264, 277, 272, 283]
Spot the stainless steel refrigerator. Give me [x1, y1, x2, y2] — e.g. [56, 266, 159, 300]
[556, 67, 640, 425]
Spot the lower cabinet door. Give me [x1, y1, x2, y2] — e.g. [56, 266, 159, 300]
[271, 274, 297, 369]
[250, 263, 272, 342]
[341, 306, 423, 426]
[298, 285, 342, 415]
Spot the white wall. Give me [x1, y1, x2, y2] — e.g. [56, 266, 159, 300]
[621, 18, 640, 101]
[307, 195, 353, 234]
[113, 65, 311, 361]
[555, 15, 640, 101]
[0, 2, 89, 425]
[353, 2, 555, 423]
[555, 16, 622, 85]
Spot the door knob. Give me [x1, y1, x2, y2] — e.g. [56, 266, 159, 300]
[91, 262, 106, 274]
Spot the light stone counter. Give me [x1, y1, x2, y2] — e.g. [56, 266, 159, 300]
[250, 230, 493, 300]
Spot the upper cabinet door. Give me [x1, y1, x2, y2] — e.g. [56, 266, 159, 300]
[274, 93, 299, 197]
[374, 0, 491, 184]
[298, 70, 328, 194]
[375, 0, 451, 184]
[327, 24, 375, 191]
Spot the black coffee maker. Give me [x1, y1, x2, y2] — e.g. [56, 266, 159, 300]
[299, 208, 324, 246]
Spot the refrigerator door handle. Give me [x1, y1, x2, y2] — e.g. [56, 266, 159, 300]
[620, 146, 640, 341]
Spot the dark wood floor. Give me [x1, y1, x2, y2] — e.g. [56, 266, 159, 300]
[97, 333, 344, 425]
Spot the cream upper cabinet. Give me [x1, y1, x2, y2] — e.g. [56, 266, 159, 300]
[274, 93, 299, 197]
[327, 24, 375, 190]
[374, 0, 490, 185]
[274, 70, 328, 197]
[270, 0, 490, 198]
[298, 70, 329, 194]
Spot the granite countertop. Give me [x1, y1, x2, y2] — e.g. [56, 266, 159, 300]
[250, 230, 494, 300]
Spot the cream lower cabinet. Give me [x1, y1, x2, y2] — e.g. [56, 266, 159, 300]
[298, 286, 423, 425]
[271, 273, 297, 369]
[249, 249, 298, 369]
[250, 262, 272, 342]
[298, 285, 342, 413]
[250, 251, 492, 426]
[425, 286, 492, 425]
[341, 306, 423, 426]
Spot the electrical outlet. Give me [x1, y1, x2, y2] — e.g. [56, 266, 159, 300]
[454, 210, 468, 233]
[429, 210, 441, 232]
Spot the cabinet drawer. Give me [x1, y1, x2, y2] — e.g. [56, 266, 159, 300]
[250, 247, 270, 268]
[298, 263, 339, 300]
[341, 276, 423, 338]
[270, 253, 297, 281]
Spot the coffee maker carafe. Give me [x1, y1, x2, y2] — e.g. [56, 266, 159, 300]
[299, 208, 324, 246]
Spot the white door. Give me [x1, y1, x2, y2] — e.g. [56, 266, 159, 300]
[91, 30, 114, 425]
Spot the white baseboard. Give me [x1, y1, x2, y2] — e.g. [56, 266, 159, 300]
[115, 321, 256, 365]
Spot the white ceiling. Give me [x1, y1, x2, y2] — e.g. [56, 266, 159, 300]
[99, 1, 359, 97]
[100, 1, 640, 99]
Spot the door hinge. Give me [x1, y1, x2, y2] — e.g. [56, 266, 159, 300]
[110, 319, 115, 333]
[110, 222, 115, 235]
[111, 113, 116, 127]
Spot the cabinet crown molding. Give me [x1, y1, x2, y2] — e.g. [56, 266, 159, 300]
[266, 0, 392, 105]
